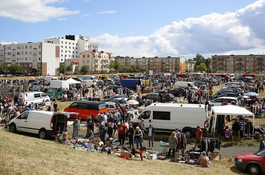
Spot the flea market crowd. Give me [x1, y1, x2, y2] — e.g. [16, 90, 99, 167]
[1, 73, 265, 168]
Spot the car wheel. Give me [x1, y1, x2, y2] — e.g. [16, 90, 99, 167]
[9, 124, 16, 133]
[247, 164, 261, 175]
[39, 129, 47, 139]
[184, 130, 192, 138]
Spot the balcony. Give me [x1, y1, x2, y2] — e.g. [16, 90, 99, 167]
[94, 57, 99, 61]
[95, 63, 100, 66]
[110, 58, 115, 61]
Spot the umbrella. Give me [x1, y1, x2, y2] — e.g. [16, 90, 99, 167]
[245, 92, 259, 97]
[245, 76, 253, 79]
[126, 100, 139, 105]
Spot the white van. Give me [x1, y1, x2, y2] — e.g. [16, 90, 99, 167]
[18, 92, 50, 105]
[44, 76, 58, 82]
[175, 81, 198, 90]
[81, 75, 98, 86]
[9, 111, 68, 139]
[131, 103, 207, 137]
[50, 80, 69, 89]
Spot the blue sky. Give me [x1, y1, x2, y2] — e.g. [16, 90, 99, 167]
[1, 0, 265, 59]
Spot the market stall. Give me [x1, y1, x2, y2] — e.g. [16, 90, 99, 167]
[211, 105, 255, 138]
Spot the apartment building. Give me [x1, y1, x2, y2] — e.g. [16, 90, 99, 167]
[64, 59, 79, 74]
[44, 35, 98, 63]
[185, 60, 196, 72]
[79, 50, 115, 72]
[0, 42, 60, 76]
[211, 54, 265, 73]
[117, 56, 186, 73]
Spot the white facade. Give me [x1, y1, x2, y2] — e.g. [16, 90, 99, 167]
[42, 43, 60, 76]
[44, 35, 98, 63]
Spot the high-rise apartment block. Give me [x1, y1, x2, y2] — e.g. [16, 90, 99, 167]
[44, 35, 98, 62]
[211, 54, 265, 73]
[117, 56, 186, 73]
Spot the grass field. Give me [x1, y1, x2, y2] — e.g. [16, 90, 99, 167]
[0, 129, 247, 175]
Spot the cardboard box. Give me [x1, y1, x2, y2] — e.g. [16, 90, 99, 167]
[210, 152, 221, 161]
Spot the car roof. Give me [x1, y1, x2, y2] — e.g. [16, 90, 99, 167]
[215, 97, 238, 100]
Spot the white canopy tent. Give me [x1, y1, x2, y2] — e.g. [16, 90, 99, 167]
[211, 105, 255, 137]
[66, 78, 80, 84]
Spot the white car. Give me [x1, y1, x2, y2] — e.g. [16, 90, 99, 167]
[209, 97, 238, 107]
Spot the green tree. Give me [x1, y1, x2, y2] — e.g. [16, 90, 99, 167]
[113, 59, 120, 71]
[59, 63, 66, 74]
[196, 63, 207, 72]
[205, 57, 212, 72]
[193, 54, 205, 71]
[8, 64, 23, 74]
[74, 66, 79, 73]
[66, 65, 73, 72]
[80, 65, 89, 74]
[0, 63, 5, 73]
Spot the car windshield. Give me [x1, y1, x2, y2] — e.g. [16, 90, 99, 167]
[254, 149, 265, 156]
[47, 88, 57, 93]
[109, 98, 119, 102]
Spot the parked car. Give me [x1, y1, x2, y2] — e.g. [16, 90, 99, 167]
[235, 149, 265, 175]
[64, 101, 107, 120]
[106, 85, 123, 92]
[9, 111, 68, 139]
[31, 85, 43, 92]
[209, 97, 238, 107]
[143, 93, 161, 102]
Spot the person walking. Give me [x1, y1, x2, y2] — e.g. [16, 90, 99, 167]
[168, 132, 178, 159]
[147, 124, 155, 149]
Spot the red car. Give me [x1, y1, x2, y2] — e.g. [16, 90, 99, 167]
[234, 149, 265, 175]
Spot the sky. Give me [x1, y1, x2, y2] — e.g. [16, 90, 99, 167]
[1, 0, 265, 59]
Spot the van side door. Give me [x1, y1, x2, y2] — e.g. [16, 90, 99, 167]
[16, 112, 30, 132]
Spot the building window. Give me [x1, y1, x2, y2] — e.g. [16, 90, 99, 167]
[61, 50, 63, 52]
[65, 46, 67, 48]
[61, 46, 63, 48]
[65, 42, 67, 44]
[61, 59, 63, 61]
[87, 60, 89, 63]
[87, 55, 89, 58]
[83, 60, 85, 63]
[61, 41, 63, 44]
[83, 55, 85, 58]
[30, 46, 32, 49]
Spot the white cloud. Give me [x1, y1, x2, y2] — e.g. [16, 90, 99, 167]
[83, 0, 90, 2]
[58, 17, 66, 20]
[1, 41, 18, 45]
[0, 0, 80, 23]
[82, 14, 90, 17]
[99, 10, 116, 14]
[92, 0, 265, 57]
